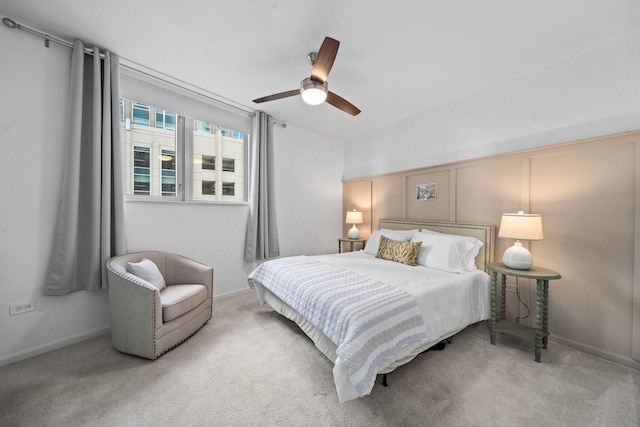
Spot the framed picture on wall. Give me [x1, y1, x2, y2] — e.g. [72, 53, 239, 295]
[416, 183, 437, 200]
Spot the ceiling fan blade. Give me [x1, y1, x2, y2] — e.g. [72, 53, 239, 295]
[326, 91, 361, 116]
[310, 37, 340, 83]
[253, 89, 299, 103]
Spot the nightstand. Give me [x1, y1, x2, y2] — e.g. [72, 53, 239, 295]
[337, 237, 367, 253]
[487, 262, 561, 362]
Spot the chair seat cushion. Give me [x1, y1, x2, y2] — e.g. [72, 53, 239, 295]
[160, 284, 207, 322]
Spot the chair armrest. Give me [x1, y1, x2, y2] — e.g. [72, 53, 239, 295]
[164, 254, 214, 300]
[106, 268, 162, 358]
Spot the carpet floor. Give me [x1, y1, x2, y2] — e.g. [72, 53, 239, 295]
[1, 291, 639, 427]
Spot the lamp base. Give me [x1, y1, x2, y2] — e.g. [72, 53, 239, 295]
[502, 242, 532, 270]
[348, 225, 360, 239]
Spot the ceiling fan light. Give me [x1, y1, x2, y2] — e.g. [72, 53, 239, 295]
[300, 78, 328, 105]
[301, 88, 327, 105]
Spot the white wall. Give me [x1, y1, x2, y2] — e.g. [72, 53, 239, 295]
[343, 34, 640, 180]
[0, 27, 112, 365]
[0, 28, 343, 366]
[272, 124, 344, 257]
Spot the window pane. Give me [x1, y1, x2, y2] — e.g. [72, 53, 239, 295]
[202, 180, 215, 195]
[133, 146, 150, 195]
[192, 121, 245, 202]
[162, 179, 175, 196]
[202, 155, 215, 170]
[165, 113, 176, 130]
[222, 182, 235, 196]
[134, 179, 150, 195]
[121, 99, 177, 197]
[132, 102, 150, 126]
[196, 120, 211, 133]
[156, 109, 176, 131]
[222, 158, 235, 172]
[161, 150, 176, 197]
[134, 146, 150, 168]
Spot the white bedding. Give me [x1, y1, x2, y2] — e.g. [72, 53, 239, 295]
[251, 250, 490, 402]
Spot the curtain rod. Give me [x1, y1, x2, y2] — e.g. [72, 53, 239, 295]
[2, 16, 73, 49]
[2, 15, 256, 116]
[272, 118, 287, 128]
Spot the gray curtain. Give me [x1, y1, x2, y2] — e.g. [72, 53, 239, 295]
[44, 41, 126, 296]
[245, 112, 280, 261]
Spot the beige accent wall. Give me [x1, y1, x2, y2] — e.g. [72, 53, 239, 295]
[343, 130, 640, 369]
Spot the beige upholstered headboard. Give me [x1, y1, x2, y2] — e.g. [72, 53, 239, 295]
[378, 218, 495, 271]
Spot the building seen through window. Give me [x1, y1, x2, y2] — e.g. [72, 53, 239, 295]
[119, 98, 246, 202]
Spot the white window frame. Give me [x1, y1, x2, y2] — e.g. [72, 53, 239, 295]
[119, 68, 252, 205]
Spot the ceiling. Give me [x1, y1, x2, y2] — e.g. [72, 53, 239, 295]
[1, 0, 637, 140]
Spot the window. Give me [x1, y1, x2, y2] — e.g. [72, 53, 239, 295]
[222, 182, 235, 196]
[133, 146, 150, 195]
[121, 99, 177, 199]
[161, 150, 176, 196]
[191, 120, 245, 202]
[196, 120, 212, 133]
[217, 127, 245, 139]
[119, 70, 250, 203]
[202, 180, 215, 195]
[132, 102, 150, 126]
[156, 109, 176, 130]
[119, 98, 247, 202]
[202, 155, 215, 170]
[222, 158, 235, 172]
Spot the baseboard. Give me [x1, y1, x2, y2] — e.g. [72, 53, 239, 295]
[0, 325, 111, 368]
[550, 334, 640, 371]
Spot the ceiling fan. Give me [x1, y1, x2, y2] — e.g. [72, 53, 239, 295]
[252, 37, 361, 116]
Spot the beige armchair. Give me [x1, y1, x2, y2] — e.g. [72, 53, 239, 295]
[106, 251, 213, 360]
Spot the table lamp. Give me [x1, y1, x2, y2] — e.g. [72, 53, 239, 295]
[345, 209, 363, 239]
[498, 211, 543, 270]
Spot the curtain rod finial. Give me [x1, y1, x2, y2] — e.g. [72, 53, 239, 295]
[2, 17, 19, 29]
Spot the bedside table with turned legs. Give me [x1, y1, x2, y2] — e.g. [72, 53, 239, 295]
[486, 262, 561, 362]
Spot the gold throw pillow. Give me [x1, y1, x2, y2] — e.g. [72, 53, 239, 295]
[375, 235, 422, 266]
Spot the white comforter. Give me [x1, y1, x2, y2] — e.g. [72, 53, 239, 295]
[250, 251, 490, 402]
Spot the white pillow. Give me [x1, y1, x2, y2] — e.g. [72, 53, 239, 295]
[363, 229, 417, 254]
[410, 232, 465, 273]
[420, 229, 483, 271]
[127, 258, 166, 291]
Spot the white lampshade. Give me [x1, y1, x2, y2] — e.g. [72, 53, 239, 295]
[498, 211, 543, 270]
[345, 210, 363, 239]
[345, 210, 363, 225]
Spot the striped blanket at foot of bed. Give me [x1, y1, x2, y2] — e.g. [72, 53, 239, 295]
[248, 255, 429, 398]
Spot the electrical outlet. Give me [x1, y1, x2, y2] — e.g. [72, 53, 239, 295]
[9, 301, 35, 315]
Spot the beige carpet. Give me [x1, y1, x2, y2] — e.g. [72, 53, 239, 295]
[1, 291, 639, 427]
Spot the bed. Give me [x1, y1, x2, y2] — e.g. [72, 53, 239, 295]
[248, 218, 495, 402]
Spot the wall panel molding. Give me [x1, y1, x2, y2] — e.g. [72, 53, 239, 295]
[344, 130, 640, 369]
